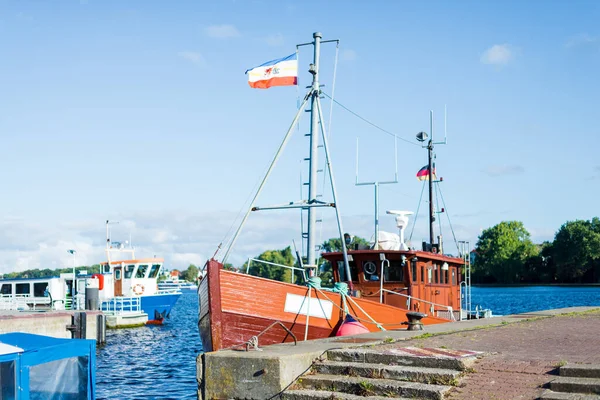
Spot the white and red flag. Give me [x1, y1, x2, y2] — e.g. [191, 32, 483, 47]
[245, 53, 298, 89]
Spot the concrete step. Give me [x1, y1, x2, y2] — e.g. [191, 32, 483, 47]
[550, 376, 600, 395]
[560, 364, 600, 379]
[313, 360, 461, 385]
[297, 373, 450, 400]
[282, 389, 413, 399]
[326, 347, 478, 371]
[538, 389, 600, 399]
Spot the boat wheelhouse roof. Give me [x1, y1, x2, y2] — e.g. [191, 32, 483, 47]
[0, 275, 62, 282]
[101, 258, 164, 265]
[322, 249, 464, 264]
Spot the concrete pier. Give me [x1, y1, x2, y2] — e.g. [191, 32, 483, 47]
[197, 307, 600, 400]
[0, 310, 104, 341]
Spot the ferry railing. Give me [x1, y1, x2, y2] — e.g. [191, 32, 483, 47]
[100, 297, 141, 315]
[380, 289, 457, 322]
[0, 294, 52, 311]
[245, 258, 307, 284]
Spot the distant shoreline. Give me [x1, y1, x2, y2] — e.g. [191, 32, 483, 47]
[473, 283, 600, 287]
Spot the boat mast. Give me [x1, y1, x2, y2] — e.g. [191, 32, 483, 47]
[427, 112, 435, 248]
[306, 32, 321, 268]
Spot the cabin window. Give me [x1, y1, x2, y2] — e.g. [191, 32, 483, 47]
[136, 265, 149, 278]
[411, 262, 417, 282]
[33, 282, 48, 297]
[115, 269, 122, 280]
[337, 261, 358, 282]
[16, 283, 30, 295]
[124, 265, 135, 279]
[420, 266, 425, 283]
[363, 261, 379, 281]
[0, 284, 11, 295]
[103, 264, 111, 273]
[0, 361, 15, 399]
[149, 264, 161, 278]
[439, 267, 444, 284]
[427, 268, 432, 284]
[434, 265, 439, 284]
[384, 261, 404, 282]
[452, 269, 456, 285]
[445, 269, 449, 285]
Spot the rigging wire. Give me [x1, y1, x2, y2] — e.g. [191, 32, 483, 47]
[317, 42, 340, 251]
[437, 182, 460, 254]
[408, 180, 427, 244]
[321, 92, 420, 147]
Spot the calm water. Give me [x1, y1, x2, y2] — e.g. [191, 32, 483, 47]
[95, 286, 600, 399]
[96, 293, 202, 400]
[471, 285, 600, 316]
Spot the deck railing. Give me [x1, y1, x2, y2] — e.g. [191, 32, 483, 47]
[245, 258, 307, 283]
[380, 289, 457, 321]
[100, 297, 141, 315]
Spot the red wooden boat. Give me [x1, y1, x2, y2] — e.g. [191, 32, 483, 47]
[199, 248, 464, 352]
[198, 32, 469, 352]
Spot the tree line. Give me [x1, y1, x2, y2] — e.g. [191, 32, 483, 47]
[473, 218, 600, 284]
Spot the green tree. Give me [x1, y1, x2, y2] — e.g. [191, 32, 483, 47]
[551, 218, 600, 282]
[321, 236, 370, 252]
[243, 246, 297, 283]
[474, 221, 539, 283]
[182, 264, 199, 282]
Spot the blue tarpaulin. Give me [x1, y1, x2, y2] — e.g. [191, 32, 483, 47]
[0, 333, 95, 400]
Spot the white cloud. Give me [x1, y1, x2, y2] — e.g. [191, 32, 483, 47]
[483, 165, 525, 177]
[480, 44, 513, 66]
[341, 49, 357, 61]
[264, 33, 284, 47]
[565, 34, 598, 48]
[177, 51, 206, 66]
[204, 24, 240, 38]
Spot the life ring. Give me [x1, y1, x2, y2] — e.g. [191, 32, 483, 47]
[133, 284, 145, 295]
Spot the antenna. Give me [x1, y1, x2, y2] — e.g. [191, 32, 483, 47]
[355, 135, 398, 249]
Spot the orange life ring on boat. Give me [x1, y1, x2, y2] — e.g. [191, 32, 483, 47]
[93, 274, 104, 291]
[133, 284, 145, 295]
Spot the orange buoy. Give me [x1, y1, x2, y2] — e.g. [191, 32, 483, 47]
[335, 314, 369, 337]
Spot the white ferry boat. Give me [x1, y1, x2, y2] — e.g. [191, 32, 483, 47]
[0, 221, 181, 324]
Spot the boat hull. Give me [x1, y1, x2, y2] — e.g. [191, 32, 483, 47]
[141, 293, 181, 324]
[198, 260, 450, 352]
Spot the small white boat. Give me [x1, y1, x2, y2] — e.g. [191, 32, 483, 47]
[158, 279, 198, 293]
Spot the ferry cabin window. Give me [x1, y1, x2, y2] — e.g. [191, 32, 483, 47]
[124, 265, 135, 279]
[452, 269, 456, 285]
[103, 264, 111, 273]
[337, 260, 358, 282]
[427, 268, 432, 284]
[33, 282, 48, 297]
[136, 264, 149, 278]
[384, 260, 404, 282]
[439, 267, 444, 284]
[115, 269, 122, 280]
[0, 284, 11, 295]
[149, 264, 161, 278]
[411, 262, 417, 282]
[434, 265, 439, 284]
[420, 266, 425, 283]
[16, 283, 30, 295]
[445, 269, 449, 285]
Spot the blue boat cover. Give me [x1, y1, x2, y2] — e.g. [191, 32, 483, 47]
[0, 332, 96, 400]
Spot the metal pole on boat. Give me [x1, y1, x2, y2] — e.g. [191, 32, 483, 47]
[306, 32, 322, 268]
[67, 249, 76, 310]
[315, 96, 353, 291]
[222, 93, 312, 265]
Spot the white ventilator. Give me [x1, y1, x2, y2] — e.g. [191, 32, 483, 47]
[386, 210, 414, 251]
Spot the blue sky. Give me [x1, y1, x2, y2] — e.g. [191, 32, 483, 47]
[0, 0, 599, 273]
